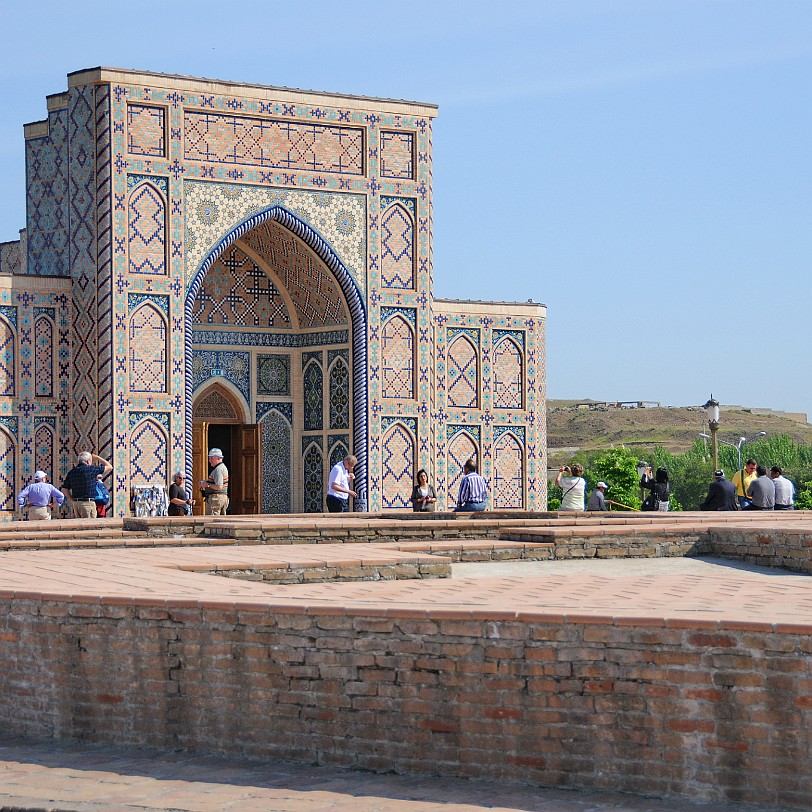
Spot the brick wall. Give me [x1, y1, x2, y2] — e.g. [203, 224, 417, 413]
[1, 598, 810, 808]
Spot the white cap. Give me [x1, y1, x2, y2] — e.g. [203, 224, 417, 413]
[208, 448, 223, 458]
[597, 481, 608, 489]
[34, 471, 47, 481]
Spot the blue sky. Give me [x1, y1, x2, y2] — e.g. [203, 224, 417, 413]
[1, 0, 810, 421]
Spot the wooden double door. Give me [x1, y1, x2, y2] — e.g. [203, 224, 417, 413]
[192, 421, 261, 516]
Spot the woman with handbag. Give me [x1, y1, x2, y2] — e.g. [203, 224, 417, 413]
[410, 469, 438, 512]
[556, 463, 586, 511]
[641, 466, 670, 511]
[168, 471, 195, 516]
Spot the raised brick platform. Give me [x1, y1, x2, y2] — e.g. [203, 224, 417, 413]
[1, 511, 811, 808]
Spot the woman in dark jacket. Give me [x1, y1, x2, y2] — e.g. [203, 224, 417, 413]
[410, 469, 437, 512]
[641, 466, 670, 511]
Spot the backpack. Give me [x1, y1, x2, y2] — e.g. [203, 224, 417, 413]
[94, 479, 110, 504]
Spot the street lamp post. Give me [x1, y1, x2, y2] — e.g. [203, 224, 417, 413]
[703, 396, 720, 474]
[699, 431, 767, 473]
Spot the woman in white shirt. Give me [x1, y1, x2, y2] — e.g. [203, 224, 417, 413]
[556, 463, 586, 511]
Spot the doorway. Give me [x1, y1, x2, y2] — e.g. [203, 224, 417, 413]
[192, 384, 260, 516]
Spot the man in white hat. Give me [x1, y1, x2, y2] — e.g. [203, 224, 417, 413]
[587, 481, 611, 512]
[17, 471, 65, 521]
[199, 448, 229, 515]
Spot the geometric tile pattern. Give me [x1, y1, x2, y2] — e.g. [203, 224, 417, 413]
[328, 354, 350, 429]
[0, 240, 22, 275]
[191, 351, 250, 407]
[261, 409, 291, 515]
[446, 432, 478, 511]
[193, 388, 238, 420]
[68, 84, 98, 458]
[240, 222, 348, 328]
[25, 108, 69, 276]
[129, 418, 168, 488]
[128, 304, 167, 393]
[381, 315, 413, 399]
[127, 105, 165, 157]
[257, 354, 290, 396]
[194, 244, 291, 327]
[0, 426, 14, 512]
[34, 315, 54, 397]
[34, 423, 55, 481]
[184, 183, 366, 295]
[493, 337, 522, 409]
[493, 430, 523, 508]
[184, 112, 363, 174]
[380, 204, 414, 289]
[303, 441, 323, 513]
[381, 421, 414, 509]
[447, 335, 478, 408]
[95, 83, 115, 486]
[380, 131, 414, 180]
[303, 357, 323, 431]
[0, 316, 14, 396]
[128, 183, 166, 275]
[329, 436, 349, 470]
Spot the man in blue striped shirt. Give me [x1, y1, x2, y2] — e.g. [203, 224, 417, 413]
[455, 458, 488, 512]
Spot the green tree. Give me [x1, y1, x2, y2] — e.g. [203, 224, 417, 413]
[585, 447, 642, 511]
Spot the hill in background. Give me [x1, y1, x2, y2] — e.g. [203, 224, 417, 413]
[547, 400, 812, 466]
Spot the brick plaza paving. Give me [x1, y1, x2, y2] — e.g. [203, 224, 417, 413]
[0, 515, 812, 812]
[0, 735, 782, 811]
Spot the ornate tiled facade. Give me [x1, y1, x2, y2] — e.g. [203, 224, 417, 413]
[0, 67, 546, 518]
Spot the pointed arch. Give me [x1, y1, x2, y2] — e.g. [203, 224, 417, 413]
[446, 431, 479, 511]
[0, 427, 15, 511]
[493, 336, 523, 409]
[34, 424, 55, 480]
[259, 408, 292, 514]
[0, 316, 15, 396]
[328, 354, 350, 430]
[382, 421, 415, 509]
[186, 205, 368, 507]
[303, 356, 324, 431]
[129, 302, 167, 393]
[193, 380, 247, 423]
[447, 334, 478, 408]
[380, 203, 414, 289]
[329, 438, 349, 471]
[128, 181, 167, 275]
[302, 441, 324, 513]
[129, 417, 168, 488]
[34, 314, 55, 398]
[493, 431, 524, 509]
[381, 314, 414, 399]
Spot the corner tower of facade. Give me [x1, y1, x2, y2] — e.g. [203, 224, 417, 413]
[0, 67, 546, 516]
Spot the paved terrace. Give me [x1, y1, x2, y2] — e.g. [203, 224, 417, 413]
[1, 511, 811, 809]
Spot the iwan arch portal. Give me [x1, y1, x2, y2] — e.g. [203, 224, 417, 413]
[0, 67, 546, 516]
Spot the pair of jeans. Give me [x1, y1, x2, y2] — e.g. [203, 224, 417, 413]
[455, 501, 486, 512]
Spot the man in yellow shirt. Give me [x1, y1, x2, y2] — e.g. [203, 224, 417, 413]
[730, 459, 757, 510]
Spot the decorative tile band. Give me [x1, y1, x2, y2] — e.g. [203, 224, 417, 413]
[382, 416, 417, 434]
[127, 174, 168, 195]
[381, 306, 416, 328]
[493, 329, 525, 349]
[184, 111, 364, 175]
[129, 411, 170, 431]
[257, 401, 293, 424]
[446, 424, 481, 443]
[128, 293, 169, 315]
[192, 328, 348, 347]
